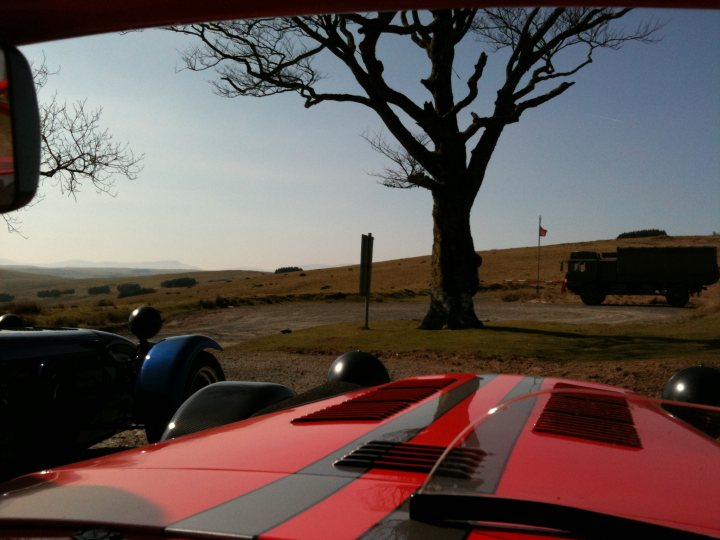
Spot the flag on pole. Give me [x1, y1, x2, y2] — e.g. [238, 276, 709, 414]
[536, 216, 545, 295]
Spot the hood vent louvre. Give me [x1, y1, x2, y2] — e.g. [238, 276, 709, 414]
[335, 440, 486, 478]
[292, 378, 455, 424]
[533, 383, 642, 449]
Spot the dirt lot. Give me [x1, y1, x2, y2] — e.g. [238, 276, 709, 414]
[162, 297, 694, 398]
[168, 298, 694, 396]
[158, 298, 685, 346]
[99, 298, 696, 449]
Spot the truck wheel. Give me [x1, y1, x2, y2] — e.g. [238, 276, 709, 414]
[580, 288, 606, 306]
[144, 351, 225, 443]
[666, 289, 690, 308]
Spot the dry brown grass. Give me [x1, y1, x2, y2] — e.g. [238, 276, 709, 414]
[2, 234, 718, 327]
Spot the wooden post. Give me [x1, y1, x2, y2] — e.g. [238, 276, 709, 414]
[359, 233, 374, 329]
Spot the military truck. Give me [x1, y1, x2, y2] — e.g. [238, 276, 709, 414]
[563, 246, 719, 307]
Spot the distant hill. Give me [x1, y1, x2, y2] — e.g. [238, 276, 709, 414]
[0, 265, 192, 280]
[0, 259, 198, 280]
[48, 259, 197, 270]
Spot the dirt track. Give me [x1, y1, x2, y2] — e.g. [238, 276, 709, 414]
[154, 297, 692, 415]
[158, 298, 686, 347]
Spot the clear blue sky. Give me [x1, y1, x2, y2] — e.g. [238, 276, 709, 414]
[3, 8, 719, 271]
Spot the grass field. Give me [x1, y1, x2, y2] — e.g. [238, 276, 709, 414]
[232, 310, 720, 364]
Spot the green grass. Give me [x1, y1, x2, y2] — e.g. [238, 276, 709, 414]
[233, 311, 720, 364]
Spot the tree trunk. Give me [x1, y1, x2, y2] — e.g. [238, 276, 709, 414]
[420, 189, 483, 330]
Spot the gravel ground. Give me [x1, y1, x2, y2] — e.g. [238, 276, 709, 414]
[158, 299, 687, 347]
[215, 349, 690, 398]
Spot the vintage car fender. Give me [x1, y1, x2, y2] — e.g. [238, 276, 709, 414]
[138, 335, 222, 396]
[135, 335, 223, 440]
[0, 328, 139, 474]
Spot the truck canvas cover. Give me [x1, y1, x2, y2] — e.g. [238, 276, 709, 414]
[616, 246, 719, 282]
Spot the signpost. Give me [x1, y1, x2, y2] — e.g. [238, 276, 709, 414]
[360, 233, 374, 329]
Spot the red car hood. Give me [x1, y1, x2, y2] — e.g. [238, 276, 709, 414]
[0, 373, 717, 539]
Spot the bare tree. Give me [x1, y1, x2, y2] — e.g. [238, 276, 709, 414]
[172, 9, 659, 329]
[3, 60, 143, 234]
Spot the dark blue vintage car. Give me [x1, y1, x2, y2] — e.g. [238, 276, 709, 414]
[0, 306, 224, 476]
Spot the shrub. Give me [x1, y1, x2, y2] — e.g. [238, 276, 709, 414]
[37, 289, 75, 298]
[117, 283, 155, 298]
[0, 293, 15, 302]
[3, 300, 41, 315]
[105, 309, 130, 325]
[274, 266, 303, 274]
[47, 314, 81, 328]
[199, 296, 255, 309]
[37, 289, 63, 298]
[161, 277, 198, 288]
[617, 229, 668, 239]
[88, 285, 112, 295]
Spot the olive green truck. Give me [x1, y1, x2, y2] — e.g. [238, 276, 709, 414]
[563, 246, 719, 307]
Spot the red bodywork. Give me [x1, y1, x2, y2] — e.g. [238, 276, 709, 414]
[0, 0, 714, 46]
[0, 373, 717, 538]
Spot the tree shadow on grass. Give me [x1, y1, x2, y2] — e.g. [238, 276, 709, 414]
[590, 302, 688, 309]
[487, 325, 720, 361]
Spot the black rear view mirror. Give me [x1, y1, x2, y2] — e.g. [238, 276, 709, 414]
[0, 44, 40, 213]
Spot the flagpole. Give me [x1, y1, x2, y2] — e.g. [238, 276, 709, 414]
[537, 215, 541, 296]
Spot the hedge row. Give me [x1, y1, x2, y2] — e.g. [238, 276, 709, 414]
[617, 229, 668, 239]
[161, 277, 198, 288]
[37, 289, 75, 298]
[275, 266, 303, 274]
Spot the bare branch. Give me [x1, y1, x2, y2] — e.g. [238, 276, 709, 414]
[173, 10, 661, 198]
[514, 81, 574, 120]
[448, 51, 487, 118]
[173, 19, 358, 108]
[475, 8, 662, 85]
[38, 97, 143, 199]
[172, 16, 445, 178]
[4, 59, 143, 234]
[34, 59, 143, 198]
[3, 213, 26, 236]
[363, 131, 437, 190]
[469, 8, 662, 139]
